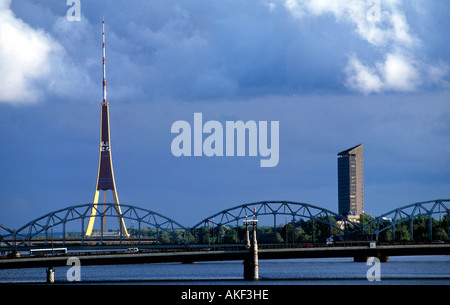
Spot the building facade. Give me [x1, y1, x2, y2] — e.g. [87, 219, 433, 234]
[337, 144, 364, 218]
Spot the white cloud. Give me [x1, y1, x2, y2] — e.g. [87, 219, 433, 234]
[284, 0, 418, 47]
[265, 2, 277, 12]
[426, 63, 450, 88]
[345, 55, 383, 94]
[346, 52, 420, 94]
[0, 0, 63, 104]
[0, 0, 97, 105]
[381, 53, 420, 91]
[283, 0, 446, 94]
[390, 12, 415, 46]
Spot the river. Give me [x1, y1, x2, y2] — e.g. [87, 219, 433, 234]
[0, 255, 449, 285]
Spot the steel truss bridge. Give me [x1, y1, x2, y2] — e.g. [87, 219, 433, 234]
[1, 199, 449, 249]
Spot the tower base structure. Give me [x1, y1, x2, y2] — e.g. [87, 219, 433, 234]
[85, 189, 129, 237]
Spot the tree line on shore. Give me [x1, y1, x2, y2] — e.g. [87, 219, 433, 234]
[111, 213, 448, 244]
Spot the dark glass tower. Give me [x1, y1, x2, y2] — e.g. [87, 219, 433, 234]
[338, 144, 364, 218]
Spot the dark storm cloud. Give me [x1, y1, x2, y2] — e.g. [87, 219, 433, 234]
[4, 0, 450, 104]
[1, 0, 449, 228]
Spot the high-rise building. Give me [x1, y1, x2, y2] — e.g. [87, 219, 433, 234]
[337, 144, 364, 218]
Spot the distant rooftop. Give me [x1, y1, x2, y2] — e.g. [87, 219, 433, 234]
[337, 144, 363, 156]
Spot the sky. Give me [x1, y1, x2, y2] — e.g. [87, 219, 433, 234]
[0, 0, 449, 231]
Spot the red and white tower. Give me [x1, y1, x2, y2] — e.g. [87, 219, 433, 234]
[85, 19, 129, 237]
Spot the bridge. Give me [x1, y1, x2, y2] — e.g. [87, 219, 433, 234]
[1, 199, 449, 281]
[1, 244, 448, 268]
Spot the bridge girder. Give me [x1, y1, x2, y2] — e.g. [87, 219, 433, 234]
[190, 201, 360, 234]
[1, 199, 449, 247]
[362, 199, 450, 241]
[5, 203, 187, 247]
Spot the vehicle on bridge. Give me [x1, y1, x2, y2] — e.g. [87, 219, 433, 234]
[29, 248, 67, 257]
[326, 236, 334, 245]
[126, 247, 139, 253]
[326, 234, 376, 246]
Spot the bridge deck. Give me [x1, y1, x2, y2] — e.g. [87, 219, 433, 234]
[0, 244, 449, 270]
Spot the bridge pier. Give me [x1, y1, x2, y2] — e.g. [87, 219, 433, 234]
[244, 222, 251, 250]
[243, 217, 258, 280]
[46, 267, 55, 283]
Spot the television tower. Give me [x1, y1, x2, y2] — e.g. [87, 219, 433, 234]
[85, 19, 129, 237]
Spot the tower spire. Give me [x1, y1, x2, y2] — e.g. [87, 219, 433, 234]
[102, 17, 107, 105]
[85, 19, 129, 237]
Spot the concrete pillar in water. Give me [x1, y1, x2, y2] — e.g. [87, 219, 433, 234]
[245, 223, 251, 249]
[243, 218, 258, 280]
[46, 267, 55, 283]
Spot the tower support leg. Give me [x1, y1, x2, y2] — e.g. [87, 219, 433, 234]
[85, 190, 100, 236]
[112, 189, 129, 237]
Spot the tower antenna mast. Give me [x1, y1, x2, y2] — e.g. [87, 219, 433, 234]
[102, 17, 107, 105]
[85, 18, 129, 237]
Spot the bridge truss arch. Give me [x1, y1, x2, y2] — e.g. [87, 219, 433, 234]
[5, 203, 187, 248]
[363, 199, 450, 242]
[0, 224, 14, 247]
[190, 201, 360, 243]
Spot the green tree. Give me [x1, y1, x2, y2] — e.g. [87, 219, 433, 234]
[359, 213, 375, 233]
[158, 231, 171, 244]
[219, 225, 239, 243]
[274, 232, 284, 243]
[397, 225, 411, 242]
[294, 228, 310, 242]
[302, 216, 336, 242]
[413, 215, 431, 242]
[281, 223, 294, 243]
